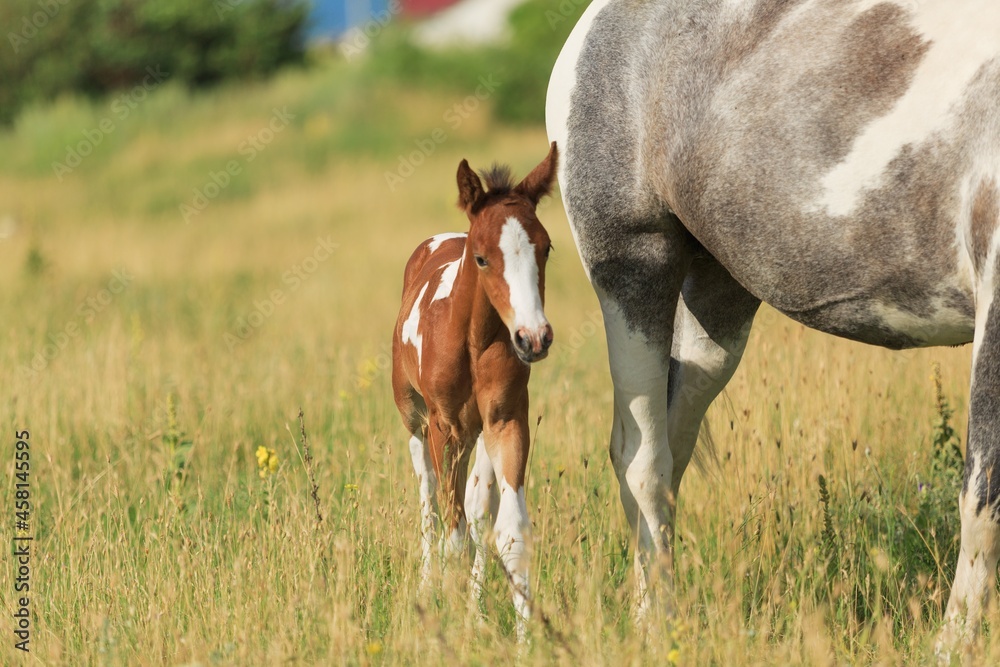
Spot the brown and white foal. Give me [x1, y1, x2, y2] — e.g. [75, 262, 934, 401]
[392, 143, 558, 637]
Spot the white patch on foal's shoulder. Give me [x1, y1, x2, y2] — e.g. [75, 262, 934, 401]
[814, 1, 1000, 216]
[500, 217, 547, 330]
[427, 233, 466, 254]
[402, 283, 429, 372]
[432, 259, 460, 303]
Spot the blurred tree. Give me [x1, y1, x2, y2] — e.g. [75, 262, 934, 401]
[0, 0, 308, 124]
[361, 0, 589, 126]
[493, 0, 588, 124]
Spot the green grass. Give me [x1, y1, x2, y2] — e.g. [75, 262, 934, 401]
[0, 55, 997, 665]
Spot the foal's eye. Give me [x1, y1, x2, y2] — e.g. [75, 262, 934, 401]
[475, 255, 488, 268]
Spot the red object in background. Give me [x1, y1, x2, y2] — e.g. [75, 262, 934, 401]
[399, 0, 461, 16]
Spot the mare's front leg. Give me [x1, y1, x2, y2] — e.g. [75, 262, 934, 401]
[939, 270, 1000, 652]
[478, 359, 533, 640]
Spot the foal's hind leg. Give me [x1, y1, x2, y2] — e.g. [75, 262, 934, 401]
[392, 369, 441, 591]
[940, 274, 1000, 650]
[408, 431, 440, 590]
[466, 434, 499, 608]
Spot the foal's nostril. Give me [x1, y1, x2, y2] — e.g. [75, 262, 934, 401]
[541, 326, 554, 350]
[515, 330, 528, 352]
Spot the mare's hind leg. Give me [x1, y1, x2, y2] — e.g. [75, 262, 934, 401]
[466, 434, 499, 608]
[666, 254, 760, 498]
[599, 242, 759, 619]
[588, 220, 694, 618]
[940, 275, 1000, 649]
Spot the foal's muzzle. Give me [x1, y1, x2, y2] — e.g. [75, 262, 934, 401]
[513, 324, 554, 363]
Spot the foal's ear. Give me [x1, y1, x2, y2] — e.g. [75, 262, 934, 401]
[514, 141, 559, 206]
[457, 159, 485, 213]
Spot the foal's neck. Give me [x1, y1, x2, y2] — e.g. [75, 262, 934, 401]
[453, 244, 503, 355]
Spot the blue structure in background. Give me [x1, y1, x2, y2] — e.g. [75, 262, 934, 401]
[306, 0, 391, 41]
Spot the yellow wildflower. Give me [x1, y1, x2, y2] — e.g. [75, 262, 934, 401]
[366, 641, 382, 656]
[256, 446, 278, 478]
[667, 648, 680, 665]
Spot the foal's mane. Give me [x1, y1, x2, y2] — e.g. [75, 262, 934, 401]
[479, 164, 516, 195]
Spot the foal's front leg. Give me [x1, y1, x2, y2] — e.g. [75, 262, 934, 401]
[481, 399, 533, 641]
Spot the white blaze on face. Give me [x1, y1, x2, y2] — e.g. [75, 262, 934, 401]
[816, 1, 1000, 216]
[401, 283, 428, 372]
[499, 217, 547, 331]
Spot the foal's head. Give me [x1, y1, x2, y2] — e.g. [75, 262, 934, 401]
[457, 142, 558, 364]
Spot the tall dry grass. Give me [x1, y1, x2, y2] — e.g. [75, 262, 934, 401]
[0, 61, 994, 665]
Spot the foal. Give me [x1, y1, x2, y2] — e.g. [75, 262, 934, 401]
[391, 143, 558, 636]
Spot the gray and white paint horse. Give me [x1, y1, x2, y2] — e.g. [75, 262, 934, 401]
[547, 0, 1000, 648]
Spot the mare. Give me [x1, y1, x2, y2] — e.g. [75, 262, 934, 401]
[546, 0, 1000, 649]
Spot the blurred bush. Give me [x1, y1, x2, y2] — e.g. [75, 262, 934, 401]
[363, 0, 588, 125]
[495, 0, 587, 124]
[0, 0, 307, 125]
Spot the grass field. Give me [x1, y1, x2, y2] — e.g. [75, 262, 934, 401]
[0, 58, 996, 665]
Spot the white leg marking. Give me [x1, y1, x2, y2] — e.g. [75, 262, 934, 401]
[408, 434, 439, 590]
[939, 459, 1000, 654]
[401, 283, 429, 373]
[499, 217, 548, 332]
[494, 479, 532, 641]
[442, 516, 467, 560]
[466, 435, 498, 608]
[602, 297, 674, 621]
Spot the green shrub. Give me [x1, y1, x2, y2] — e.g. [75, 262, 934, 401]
[493, 0, 589, 124]
[0, 0, 307, 124]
